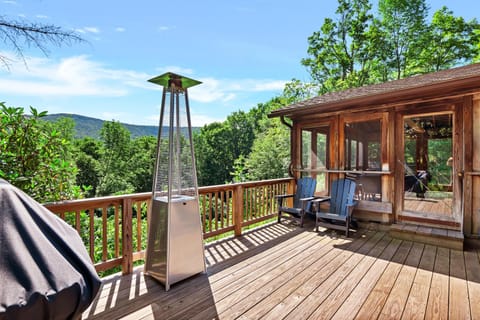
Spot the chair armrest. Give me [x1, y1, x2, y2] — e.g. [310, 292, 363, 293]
[274, 194, 294, 199]
[311, 197, 331, 212]
[299, 196, 329, 211]
[311, 197, 331, 204]
[298, 196, 315, 210]
[299, 196, 316, 202]
[346, 200, 358, 207]
[275, 194, 294, 207]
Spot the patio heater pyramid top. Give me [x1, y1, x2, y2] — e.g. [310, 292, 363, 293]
[148, 72, 201, 89]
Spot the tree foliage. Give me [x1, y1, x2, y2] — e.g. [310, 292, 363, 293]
[415, 6, 480, 73]
[240, 124, 290, 181]
[302, 0, 480, 93]
[376, 0, 429, 79]
[302, 0, 375, 93]
[96, 121, 134, 196]
[0, 103, 81, 202]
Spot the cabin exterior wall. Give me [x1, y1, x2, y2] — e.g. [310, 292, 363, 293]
[290, 92, 480, 238]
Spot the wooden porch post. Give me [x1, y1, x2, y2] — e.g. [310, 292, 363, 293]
[233, 184, 244, 237]
[122, 198, 134, 275]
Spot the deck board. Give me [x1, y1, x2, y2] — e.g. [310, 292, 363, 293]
[82, 221, 480, 320]
[401, 244, 436, 320]
[378, 241, 425, 320]
[449, 250, 471, 320]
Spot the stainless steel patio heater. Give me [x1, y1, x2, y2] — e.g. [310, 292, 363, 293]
[144, 72, 206, 291]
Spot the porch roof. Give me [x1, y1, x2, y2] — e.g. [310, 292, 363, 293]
[269, 63, 480, 119]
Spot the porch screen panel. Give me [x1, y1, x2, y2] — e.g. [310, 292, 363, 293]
[403, 114, 453, 217]
[344, 119, 382, 201]
[301, 126, 329, 193]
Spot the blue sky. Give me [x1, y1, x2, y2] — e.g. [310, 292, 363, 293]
[0, 0, 478, 126]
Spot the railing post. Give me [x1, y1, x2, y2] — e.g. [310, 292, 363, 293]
[122, 198, 133, 275]
[233, 184, 244, 237]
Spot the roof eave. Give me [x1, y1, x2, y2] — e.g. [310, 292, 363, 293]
[269, 74, 480, 119]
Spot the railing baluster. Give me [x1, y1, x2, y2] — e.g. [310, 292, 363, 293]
[136, 201, 142, 252]
[208, 193, 212, 233]
[114, 204, 120, 258]
[75, 210, 81, 234]
[201, 194, 206, 233]
[220, 191, 224, 229]
[214, 192, 219, 231]
[89, 208, 95, 262]
[102, 206, 108, 262]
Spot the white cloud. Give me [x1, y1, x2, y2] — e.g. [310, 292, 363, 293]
[75, 27, 100, 34]
[3, 1, 17, 5]
[0, 52, 149, 97]
[0, 53, 287, 126]
[115, 27, 126, 32]
[188, 77, 287, 103]
[253, 80, 286, 91]
[189, 113, 225, 126]
[35, 14, 48, 19]
[157, 26, 172, 32]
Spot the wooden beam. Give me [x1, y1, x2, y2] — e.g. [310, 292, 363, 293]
[453, 103, 464, 225]
[394, 111, 405, 223]
[463, 95, 473, 235]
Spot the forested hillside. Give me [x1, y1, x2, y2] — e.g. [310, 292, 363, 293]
[43, 113, 199, 139]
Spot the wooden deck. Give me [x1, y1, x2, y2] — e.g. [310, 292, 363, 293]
[404, 194, 453, 217]
[82, 220, 480, 320]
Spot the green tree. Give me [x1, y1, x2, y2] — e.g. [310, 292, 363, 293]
[376, 0, 429, 79]
[195, 122, 233, 186]
[415, 7, 480, 73]
[282, 79, 321, 105]
[128, 136, 157, 192]
[96, 121, 133, 196]
[0, 103, 80, 202]
[301, 0, 375, 93]
[195, 108, 267, 186]
[242, 124, 290, 181]
[74, 137, 103, 197]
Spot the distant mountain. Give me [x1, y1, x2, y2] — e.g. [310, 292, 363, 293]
[43, 113, 199, 139]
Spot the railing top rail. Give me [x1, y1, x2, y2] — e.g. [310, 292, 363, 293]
[44, 192, 151, 211]
[44, 178, 295, 209]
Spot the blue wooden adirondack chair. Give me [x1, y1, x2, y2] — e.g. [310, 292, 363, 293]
[276, 177, 317, 227]
[314, 178, 357, 236]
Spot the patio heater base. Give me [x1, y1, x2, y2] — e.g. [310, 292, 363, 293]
[145, 196, 205, 290]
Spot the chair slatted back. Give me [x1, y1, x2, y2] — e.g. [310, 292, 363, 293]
[293, 177, 316, 211]
[329, 179, 356, 216]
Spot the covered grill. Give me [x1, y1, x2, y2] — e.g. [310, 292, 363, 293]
[0, 179, 101, 320]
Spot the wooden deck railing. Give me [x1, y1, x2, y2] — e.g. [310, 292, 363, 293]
[44, 178, 294, 276]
